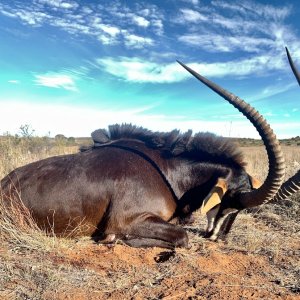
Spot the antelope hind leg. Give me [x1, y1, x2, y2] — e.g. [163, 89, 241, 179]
[122, 214, 189, 249]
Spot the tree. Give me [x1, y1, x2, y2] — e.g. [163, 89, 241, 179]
[19, 124, 35, 139]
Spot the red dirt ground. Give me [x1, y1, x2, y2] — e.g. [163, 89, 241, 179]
[1, 214, 299, 300]
[49, 241, 299, 300]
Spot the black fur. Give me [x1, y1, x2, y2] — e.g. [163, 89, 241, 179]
[84, 124, 246, 169]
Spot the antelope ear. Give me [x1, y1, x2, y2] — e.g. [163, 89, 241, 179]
[250, 176, 262, 189]
[200, 178, 228, 214]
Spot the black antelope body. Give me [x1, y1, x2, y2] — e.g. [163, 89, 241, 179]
[2, 51, 297, 249]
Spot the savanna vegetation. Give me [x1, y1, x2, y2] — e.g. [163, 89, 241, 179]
[0, 126, 299, 299]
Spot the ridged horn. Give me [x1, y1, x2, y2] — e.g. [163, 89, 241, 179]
[272, 48, 300, 201]
[273, 170, 300, 201]
[286, 47, 300, 85]
[177, 60, 285, 208]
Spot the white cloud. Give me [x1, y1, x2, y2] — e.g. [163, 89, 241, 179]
[51, 18, 90, 34]
[181, 0, 199, 5]
[96, 34, 116, 45]
[0, 1, 162, 48]
[96, 54, 289, 83]
[212, 0, 291, 21]
[0, 9, 15, 18]
[132, 15, 150, 27]
[8, 80, 20, 84]
[178, 8, 208, 23]
[37, 0, 79, 10]
[211, 14, 257, 33]
[13, 10, 50, 26]
[60, 2, 77, 9]
[175, 1, 298, 59]
[139, 8, 150, 17]
[123, 33, 154, 49]
[33, 73, 77, 91]
[179, 33, 272, 53]
[0, 0, 299, 83]
[2, 0, 295, 60]
[152, 19, 164, 35]
[97, 24, 120, 36]
[81, 6, 93, 14]
[97, 57, 186, 83]
[262, 83, 295, 97]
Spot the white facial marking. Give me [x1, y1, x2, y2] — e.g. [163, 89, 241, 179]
[206, 205, 220, 232]
[209, 208, 238, 240]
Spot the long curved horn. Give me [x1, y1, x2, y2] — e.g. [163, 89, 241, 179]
[286, 47, 300, 85]
[273, 170, 300, 201]
[272, 48, 300, 201]
[177, 61, 285, 208]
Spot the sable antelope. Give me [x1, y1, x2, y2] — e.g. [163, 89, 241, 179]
[1, 62, 286, 249]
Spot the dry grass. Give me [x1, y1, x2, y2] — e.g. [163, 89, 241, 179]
[0, 188, 41, 246]
[242, 145, 300, 181]
[0, 137, 299, 299]
[0, 134, 78, 179]
[0, 189, 77, 254]
[241, 146, 300, 222]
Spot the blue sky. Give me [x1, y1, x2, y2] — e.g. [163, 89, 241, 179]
[0, 0, 299, 138]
